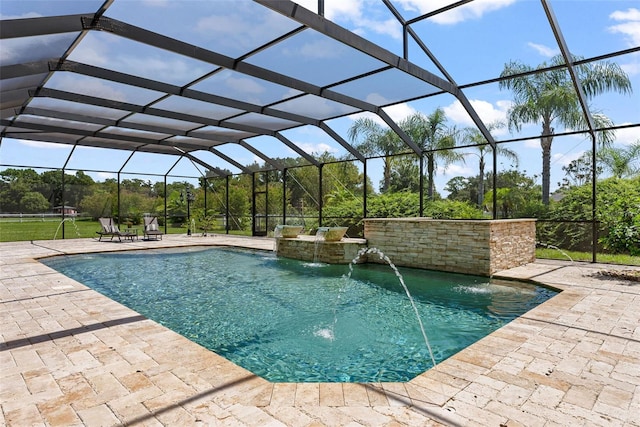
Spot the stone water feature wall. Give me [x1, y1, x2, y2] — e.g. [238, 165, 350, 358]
[363, 218, 536, 276]
[275, 235, 367, 264]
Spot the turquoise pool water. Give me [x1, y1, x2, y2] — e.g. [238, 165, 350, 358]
[42, 247, 556, 382]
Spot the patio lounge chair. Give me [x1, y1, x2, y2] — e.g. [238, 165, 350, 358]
[96, 217, 136, 242]
[143, 216, 163, 240]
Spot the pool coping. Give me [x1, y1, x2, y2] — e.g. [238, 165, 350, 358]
[1, 235, 639, 426]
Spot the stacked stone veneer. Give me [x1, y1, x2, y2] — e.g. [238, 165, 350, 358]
[275, 235, 367, 264]
[363, 218, 536, 276]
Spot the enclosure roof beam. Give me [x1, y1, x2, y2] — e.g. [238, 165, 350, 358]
[237, 140, 285, 172]
[319, 123, 365, 163]
[56, 60, 316, 128]
[12, 110, 251, 164]
[256, 0, 496, 149]
[84, 17, 379, 113]
[0, 60, 54, 79]
[0, 15, 88, 39]
[174, 147, 230, 177]
[21, 107, 118, 127]
[82, 16, 389, 155]
[275, 133, 320, 167]
[0, 118, 152, 147]
[30, 88, 270, 140]
[20, 106, 240, 149]
[541, 0, 596, 134]
[209, 147, 252, 174]
[255, 0, 454, 93]
[377, 109, 422, 155]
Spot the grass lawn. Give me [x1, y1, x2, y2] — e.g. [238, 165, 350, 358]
[0, 218, 251, 242]
[0, 218, 189, 242]
[536, 248, 640, 266]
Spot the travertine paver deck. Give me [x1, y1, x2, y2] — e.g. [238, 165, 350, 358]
[1, 235, 639, 426]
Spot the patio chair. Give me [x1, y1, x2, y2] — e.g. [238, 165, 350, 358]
[143, 216, 163, 240]
[96, 217, 136, 242]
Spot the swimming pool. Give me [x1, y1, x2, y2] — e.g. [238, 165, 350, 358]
[42, 247, 557, 382]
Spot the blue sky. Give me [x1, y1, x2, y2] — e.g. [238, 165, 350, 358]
[1, 0, 639, 194]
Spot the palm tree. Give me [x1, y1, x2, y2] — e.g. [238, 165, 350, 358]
[402, 109, 463, 200]
[461, 122, 519, 207]
[598, 141, 640, 178]
[347, 117, 403, 193]
[500, 55, 632, 204]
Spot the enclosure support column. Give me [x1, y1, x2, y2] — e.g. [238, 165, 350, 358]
[163, 176, 167, 234]
[419, 154, 424, 217]
[61, 144, 78, 239]
[225, 175, 230, 234]
[492, 148, 497, 219]
[61, 169, 65, 239]
[282, 168, 288, 225]
[318, 164, 323, 227]
[117, 172, 121, 227]
[117, 150, 136, 227]
[591, 133, 597, 263]
[266, 170, 269, 232]
[251, 172, 256, 235]
[204, 177, 208, 218]
[363, 160, 367, 219]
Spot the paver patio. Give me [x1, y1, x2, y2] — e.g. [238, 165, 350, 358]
[1, 235, 639, 426]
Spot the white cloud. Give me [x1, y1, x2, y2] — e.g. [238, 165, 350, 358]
[620, 59, 640, 76]
[607, 8, 640, 76]
[297, 0, 403, 40]
[524, 139, 540, 149]
[613, 124, 640, 145]
[52, 74, 129, 103]
[383, 103, 417, 123]
[293, 0, 363, 20]
[611, 8, 640, 20]
[292, 0, 318, 12]
[552, 149, 585, 168]
[196, 3, 299, 52]
[294, 38, 346, 59]
[96, 172, 117, 180]
[609, 21, 640, 46]
[608, 8, 640, 46]
[437, 163, 474, 178]
[225, 76, 265, 95]
[142, 0, 170, 7]
[527, 42, 559, 58]
[1, 32, 75, 64]
[71, 33, 207, 84]
[323, 0, 363, 22]
[70, 33, 113, 67]
[296, 142, 338, 155]
[348, 103, 417, 127]
[364, 93, 392, 106]
[0, 11, 40, 19]
[395, 0, 516, 25]
[119, 56, 206, 83]
[443, 99, 509, 131]
[356, 17, 402, 40]
[18, 140, 69, 149]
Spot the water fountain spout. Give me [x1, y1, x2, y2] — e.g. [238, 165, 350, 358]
[347, 247, 437, 368]
[536, 241, 574, 262]
[53, 217, 81, 240]
[313, 227, 329, 263]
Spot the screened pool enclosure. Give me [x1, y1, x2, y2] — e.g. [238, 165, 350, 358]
[1, 0, 639, 260]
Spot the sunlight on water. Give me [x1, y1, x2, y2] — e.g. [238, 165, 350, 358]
[313, 328, 335, 341]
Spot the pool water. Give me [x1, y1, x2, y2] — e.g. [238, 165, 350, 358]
[42, 247, 557, 382]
